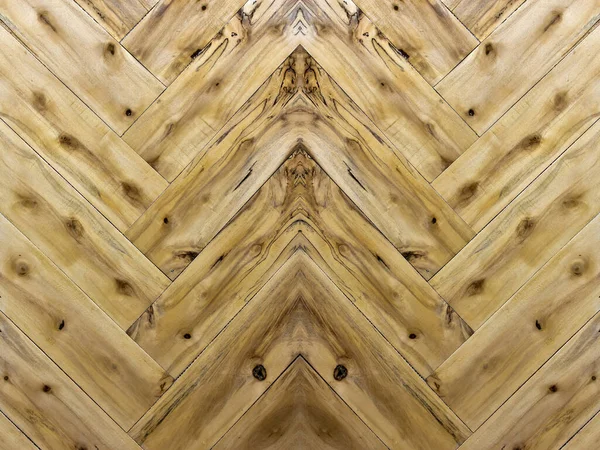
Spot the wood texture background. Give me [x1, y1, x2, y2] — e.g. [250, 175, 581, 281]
[0, 0, 599, 449]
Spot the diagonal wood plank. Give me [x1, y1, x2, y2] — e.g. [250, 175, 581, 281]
[437, 0, 600, 135]
[0, 120, 170, 329]
[428, 212, 600, 429]
[214, 357, 386, 449]
[0, 411, 37, 450]
[130, 251, 470, 450]
[0, 0, 164, 135]
[563, 412, 600, 449]
[0, 25, 168, 232]
[448, 0, 529, 39]
[127, 149, 471, 379]
[72, 0, 150, 40]
[0, 312, 143, 450]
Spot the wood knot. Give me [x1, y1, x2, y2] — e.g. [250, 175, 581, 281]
[115, 279, 134, 296]
[466, 279, 485, 296]
[468, 109, 475, 117]
[42, 384, 52, 393]
[570, 258, 586, 276]
[484, 43, 494, 55]
[409, 333, 417, 340]
[253, 364, 267, 381]
[333, 364, 348, 381]
[459, 182, 479, 203]
[125, 108, 133, 117]
[516, 217, 535, 240]
[65, 218, 84, 239]
[549, 384, 558, 393]
[13, 260, 29, 276]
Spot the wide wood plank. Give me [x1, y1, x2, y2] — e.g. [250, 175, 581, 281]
[355, 0, 477, 84]
[0, 411, 37, 450]
[300, 0, 478, 181]
[428, 213, 600, 429]
[436, 0, 600, 135]
[0, 120, 170, 329]
[450, 0, 529, 39]
[0, 25, 168, 232]
[122, 0, 247, 85]
[431, 118, 600, 329]
[0, 0, 164, 135]
[72, 0, 149, 40]
[0, 214, 172, 428]
[458, 311, 600, 450]
[130, 252, 470, 450]
[128, 149, 471, 379]
[0, 312, 142, 450]
[214, 357, 386, 449]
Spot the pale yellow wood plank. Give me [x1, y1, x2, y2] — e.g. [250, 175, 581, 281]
[123, 0, 296, 181]
[0, 120, 170, 329]
[436, 0, 600, 135]
[563, 412, 600, 449]
[0, 0, 164, 135]
[300, 0, 478, 181]
[122, 0, 247, 84]
[355, 0, 477, 84]
[0, 312, 142, 450]
[214, 358, 387, 449]
[431, 118, 600, 329]
[451, 0, 529, 39]
[0, 213, 172, 428]
[128, 149, 471, 379]
[130, 252, 470, 450]
[433, 24, 600, 232]
[0, 25, 168, 232]
[458, 311, 600, 450]
[72, 0, 149, 40]
[0, 411, 37, 450]
[428, 213, 600, 429]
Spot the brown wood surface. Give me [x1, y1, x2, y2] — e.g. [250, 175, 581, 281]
[1, 0, 599, 448]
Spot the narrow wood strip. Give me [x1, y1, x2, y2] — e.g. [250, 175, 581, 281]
[214, 357, 387, 449]
[428, 213, 600, 429]
[0, 312, 142, 450]
[436, 0, 600, 135]
[431, 118, 600, 329]
[0, 213, 172, 428]
[128, 149, 471, 379]
[458, 311, 600, 449]
[433, 24, 600, 232]
[563, 412, 600, 449]
[130, 251, 470, 450]
[355, 0, 477, 84]
[0, 26, 167, 232]
[0, 411, 37, 450]
[72, 0, 149, 40]
[0, 0, 164, 135]
[0, 120, 170, 329]
[122, 0, 247, 84]
[122, 0, 297, 180]
[451, 0, 529, 39]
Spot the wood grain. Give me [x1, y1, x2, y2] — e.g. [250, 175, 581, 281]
[73, 0, 149, 40]
[563, 412, 600, 449]
[450, 0, 529, 39]
[0, 411, 37, 450]
[214, 357, 386, 449]
[437, 0, 600, 134]
[0, 0, 164, 135]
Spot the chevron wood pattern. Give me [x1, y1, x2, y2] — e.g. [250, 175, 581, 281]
[0, 0, 599, 449]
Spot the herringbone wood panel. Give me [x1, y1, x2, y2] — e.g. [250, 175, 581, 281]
[0, 0, 598, 449]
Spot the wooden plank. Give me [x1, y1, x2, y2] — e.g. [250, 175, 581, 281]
[0, 213, 172, 429]
[428, 213, 600, 429]
[214, 357, 386, 449]
[128, 149, 471, 379]
[355, 0, 478, 84]
[0, 0, 164, 135]
[0, 312, 142, 450]
[72, 0, 149, 40]
[0, 120, 170, 329]
[433, 24, 600, 232]
[431, 118, 600, 329]
[122, 0, 297, 181]
[458, 311, 600, 450]
[0, 411, 37, 450]
[0, 25, 168, 232]
[122, 0, 247, 85]
[129, 252, 470, 450]
[436, 0, 600, 135]
[563, 412, 600, 449]
[300, 0, 478, 181]
[127, 49, 473, 281]
[450, 0, 529, 39]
